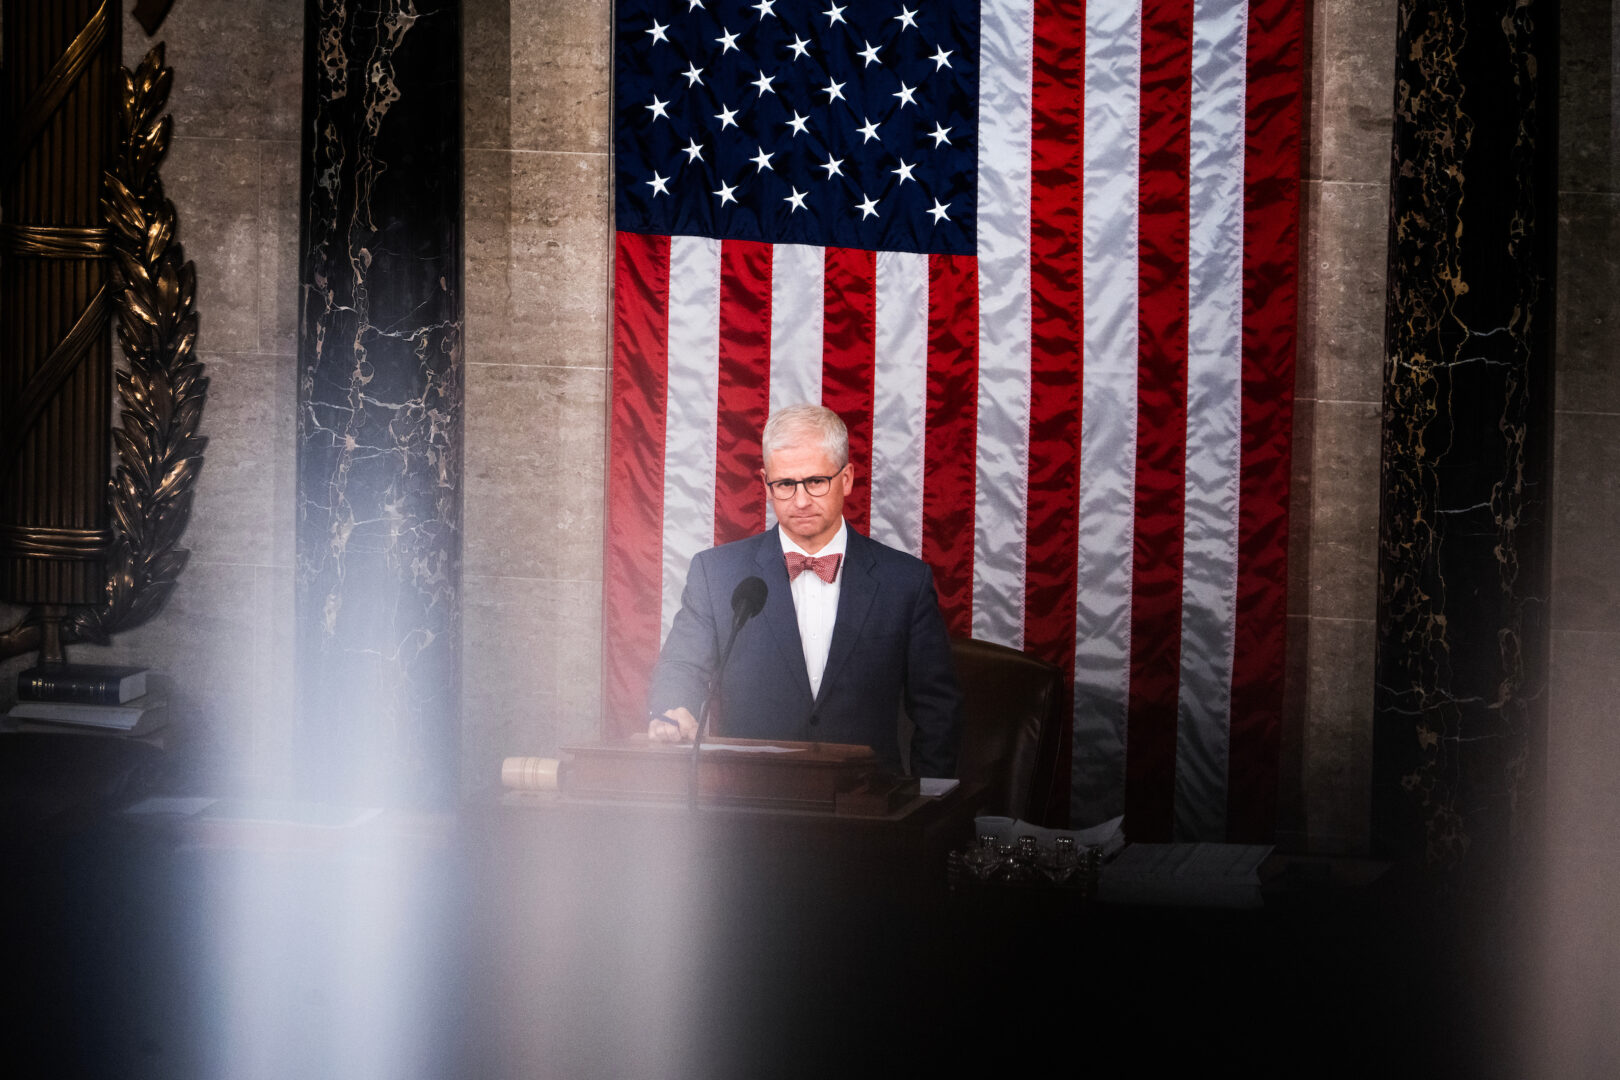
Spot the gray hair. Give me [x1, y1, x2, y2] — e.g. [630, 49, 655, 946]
[762, 404, 849, 470]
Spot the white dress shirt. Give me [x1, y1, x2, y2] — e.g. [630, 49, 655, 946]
[779, 519, 847, 699]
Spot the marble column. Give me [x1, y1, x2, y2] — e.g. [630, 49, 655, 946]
[295, 0, 463, 808]
[1372, 1, 1556, 870]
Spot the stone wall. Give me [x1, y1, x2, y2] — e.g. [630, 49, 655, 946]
[1550, 0, 1620, 862]
[1538, 0, 1620, 1069]
[459, 0, 614, 793]
[1283, 0, 1395, 852]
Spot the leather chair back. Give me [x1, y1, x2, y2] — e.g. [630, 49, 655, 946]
[950, 636, 1069, 826]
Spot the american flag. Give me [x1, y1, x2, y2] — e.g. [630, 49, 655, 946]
[604, 0, 1302, 841]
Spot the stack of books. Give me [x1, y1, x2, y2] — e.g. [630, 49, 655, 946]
[6, 664, 167, 737]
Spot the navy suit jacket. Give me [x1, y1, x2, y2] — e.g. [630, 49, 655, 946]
[646, 526, 961, 777]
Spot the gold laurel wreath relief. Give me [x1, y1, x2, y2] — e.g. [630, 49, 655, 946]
[65, 43, 207, 645]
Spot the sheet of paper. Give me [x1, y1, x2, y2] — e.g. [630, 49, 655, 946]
[920, 778, 960, 797]
[698, 743, 804, 754]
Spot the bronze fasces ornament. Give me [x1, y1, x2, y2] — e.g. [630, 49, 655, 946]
[0, 42, 206, 660]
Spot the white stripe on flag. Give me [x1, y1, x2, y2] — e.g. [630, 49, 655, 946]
[769, 243, 825, 414]
[973, 0, 1034, 649]
[1072, 0, 1143, 826]
[661, 236, 722, 640]
[1175, 0, 1249, 839]
[766, 243, 825, 529]
[870, 250, 930, 558]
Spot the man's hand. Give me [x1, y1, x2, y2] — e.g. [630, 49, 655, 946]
[648, 706, 698, 743]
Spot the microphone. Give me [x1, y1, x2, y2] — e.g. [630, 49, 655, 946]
[730, 575, 768, 625]
[690, 576, 768, 810]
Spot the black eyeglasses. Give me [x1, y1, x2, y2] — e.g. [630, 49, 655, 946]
[764, 474, 839, 500]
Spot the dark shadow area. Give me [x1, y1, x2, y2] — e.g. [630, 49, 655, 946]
[4, 773, 1543, 1080]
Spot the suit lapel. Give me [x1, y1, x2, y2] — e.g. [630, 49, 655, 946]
[753, 528, 814, 705]
[816, 529, 877, 704]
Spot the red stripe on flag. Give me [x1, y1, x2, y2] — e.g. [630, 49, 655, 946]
[1025, 0, 1086, 829]
[1227, 0, 1303, 841]
[1126, 0, 1196, 841]
[604, 232, 670, 735]
[714, 239, 773, 546]
[1025, 0, 1085, 679]
[822, 247, 877, 535]
[922, 253, 978, 637]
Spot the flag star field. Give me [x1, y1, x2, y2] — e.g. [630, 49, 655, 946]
[615, 0, 979, 255]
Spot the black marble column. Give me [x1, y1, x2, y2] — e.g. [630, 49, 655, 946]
[1373, 1, 1556, 871]
[295, 0, 463, 808]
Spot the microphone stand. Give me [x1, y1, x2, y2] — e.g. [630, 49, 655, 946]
[688, 613, 750, 812]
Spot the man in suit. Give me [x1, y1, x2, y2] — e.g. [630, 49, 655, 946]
[646, 404, 961, 777]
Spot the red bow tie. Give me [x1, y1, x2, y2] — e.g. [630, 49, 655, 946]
[785, 551, 842, 584]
